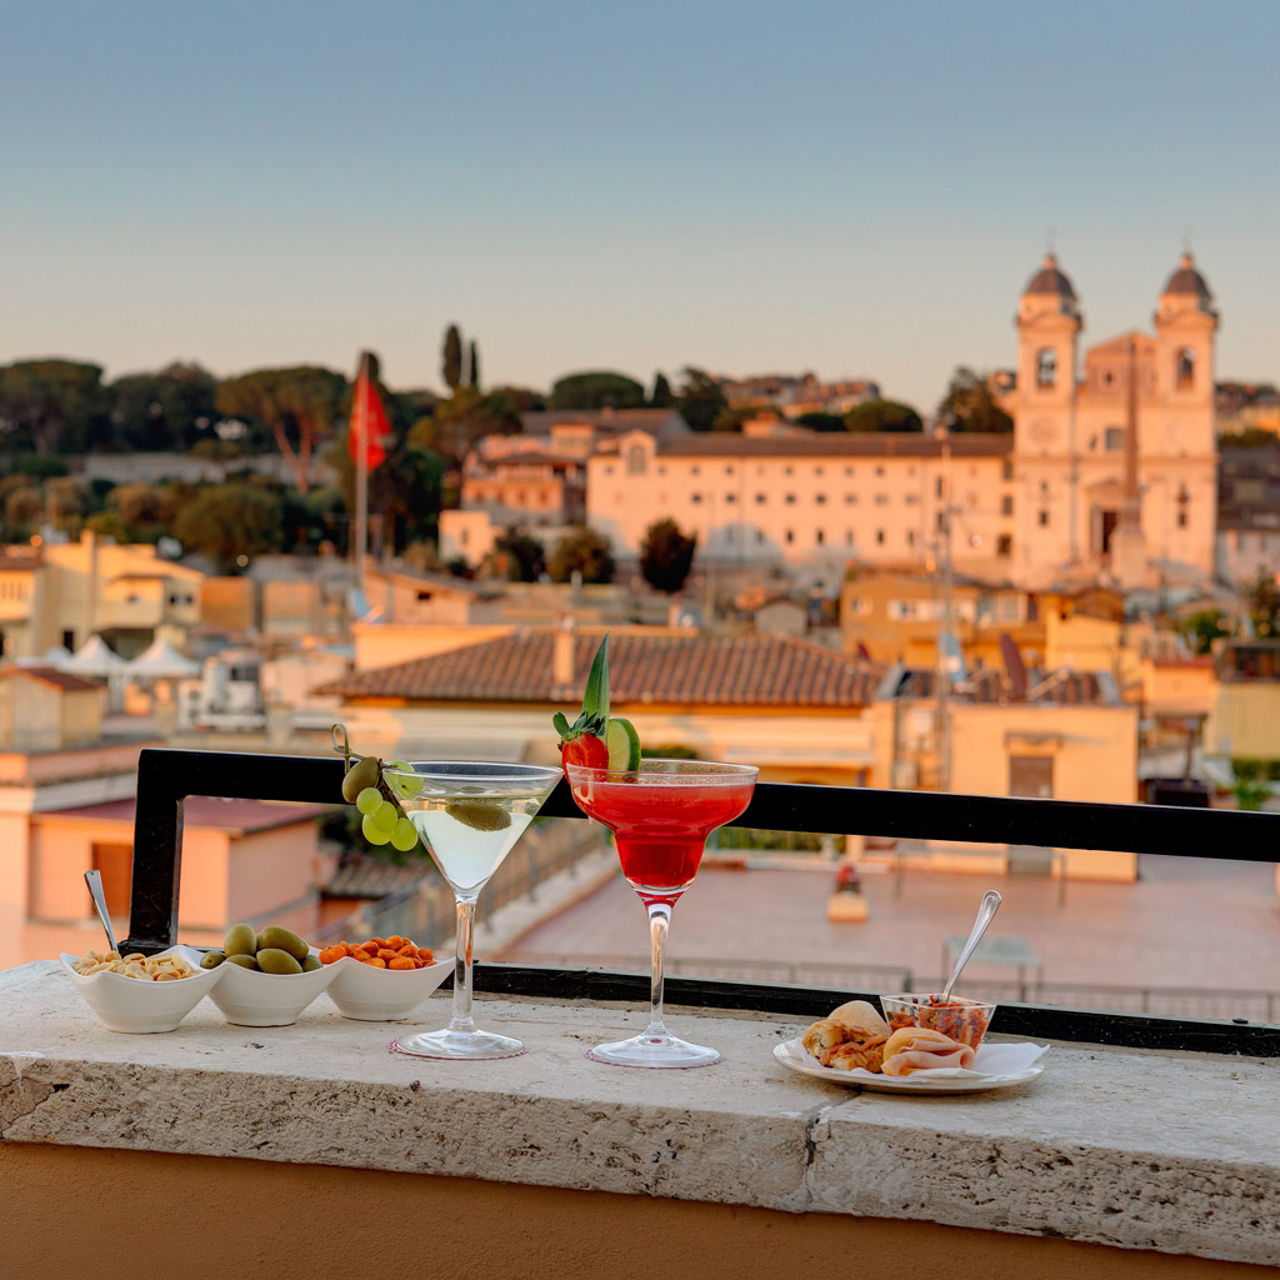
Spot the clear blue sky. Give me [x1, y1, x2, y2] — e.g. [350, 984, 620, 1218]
[3, 0, 1278, 411]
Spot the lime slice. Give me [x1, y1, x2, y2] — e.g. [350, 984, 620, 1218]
[606, 717, 641, 771]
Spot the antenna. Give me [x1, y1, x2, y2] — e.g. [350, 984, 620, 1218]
[1046, 225, 1056, 254]
[1182, 226, 1193, 255]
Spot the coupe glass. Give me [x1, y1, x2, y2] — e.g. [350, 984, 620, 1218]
[387, 761, 562, 1060]
[565, 758, 758, 1067]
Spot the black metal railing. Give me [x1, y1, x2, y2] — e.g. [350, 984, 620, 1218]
[123, 747, 1280, 1056]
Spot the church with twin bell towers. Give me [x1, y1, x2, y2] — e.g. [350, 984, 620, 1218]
[1007, 251, 1219, 588]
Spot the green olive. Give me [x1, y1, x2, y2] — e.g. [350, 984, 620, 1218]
[341, 756, 381, 803]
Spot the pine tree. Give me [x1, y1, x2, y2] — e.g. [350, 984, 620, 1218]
[442, 325, 463, 391]
[469, 339, 480, 390]
[651, 372, 673, 408]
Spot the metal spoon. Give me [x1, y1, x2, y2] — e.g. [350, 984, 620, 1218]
[83, 870, 120, 955]
[941, 889, 1002, 1000]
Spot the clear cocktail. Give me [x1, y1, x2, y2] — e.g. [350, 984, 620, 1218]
[387, 761, 562, 1060]
[565, 758, 757, 1067]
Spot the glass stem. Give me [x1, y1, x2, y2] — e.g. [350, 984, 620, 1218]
[644, 899, 672, 1040]
[449, 896, 477, 1034]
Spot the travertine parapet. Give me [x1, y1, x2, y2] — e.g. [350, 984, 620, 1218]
[1, 961, 1276, 1266]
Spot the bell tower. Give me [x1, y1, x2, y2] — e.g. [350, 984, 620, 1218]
[1153, 251, 1218, 456]
[1013, 254, 1083, 578]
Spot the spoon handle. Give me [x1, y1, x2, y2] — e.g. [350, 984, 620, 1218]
[84, 869, 120, 954]
[942, 889, 1002, 1000]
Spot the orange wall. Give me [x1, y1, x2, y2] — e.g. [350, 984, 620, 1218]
[0, 1145, 1265, 1280]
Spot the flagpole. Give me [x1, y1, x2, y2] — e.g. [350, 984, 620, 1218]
[354, 355, 368, 598]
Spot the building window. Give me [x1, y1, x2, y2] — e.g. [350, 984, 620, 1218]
[785, 529, 794, 544]
[691, 493, 703, 504]
[756, 530, 765, 544]
[844, 466, 854, 476]
[816, 529, 825, 545]
[626, 444, 647, 475]
[62, 629, 75, 651]
[1104, 426, 1125, 451]
[1176, 348, 1195, 390]
[846, 530, 853, 546]
[1036, 348, 1057, 388]
[1038, 510, 1049, 527]
[1001, 459, 1014, 481]
[691, 465, 700, 476]
[875, 466, 885, 477]
[905, 493, 918, 505]
[936, 476, 945, 498]
[785, 494, 797, 504]
[815, 493, 827, 505]
[784, 466, 794, 476]
[603, 465, 613, 475]
[657, 465, 666, 476]
[1001, 495, 1014, 516]
[724, 492, 737, 504]
[725, 465, 734, 475]
[906, 529, 915, 547]
[874, 494, 888, 506]
[876, 529, 885, 545]
[1177, 510, 1188, 528]
[756, 493, 767, 504]
[815, 466, 824, 476]
[845, 494, 857, 505]
[997, 534, 1013, 558]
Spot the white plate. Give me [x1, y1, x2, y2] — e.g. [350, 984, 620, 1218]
[773, 1037, 1048, 1095]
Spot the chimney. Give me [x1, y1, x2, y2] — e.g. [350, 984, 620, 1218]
[553, 617, 576, 687]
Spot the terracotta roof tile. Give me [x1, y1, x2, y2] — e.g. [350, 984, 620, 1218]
[321, 632, 879, 709]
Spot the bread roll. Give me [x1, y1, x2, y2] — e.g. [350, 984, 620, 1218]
[801, 1019, 847, 1063]
[827, 999, 890, 1040]
[826, 1041, 886, 1073]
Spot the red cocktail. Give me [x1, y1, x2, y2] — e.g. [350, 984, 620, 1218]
[566, 759, 758, 1067]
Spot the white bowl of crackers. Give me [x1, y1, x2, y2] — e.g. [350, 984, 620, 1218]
[61, 945, 223, 1033]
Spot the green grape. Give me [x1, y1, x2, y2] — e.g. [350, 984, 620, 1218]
[388, 761, 422, 798]
[361, 813, 392, 846]
[371, 799, 399, 832]
[355, 786, 382, 816]
[390, 817, 419, 852]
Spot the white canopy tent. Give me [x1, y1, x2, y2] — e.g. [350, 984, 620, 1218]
[62, 635, 127, 677]
[126, 637, 200, 680]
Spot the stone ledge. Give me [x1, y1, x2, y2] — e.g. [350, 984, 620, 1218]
[1, 960, 1277, 1267]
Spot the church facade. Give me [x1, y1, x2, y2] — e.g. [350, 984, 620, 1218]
[1008, 252, 1219, 586]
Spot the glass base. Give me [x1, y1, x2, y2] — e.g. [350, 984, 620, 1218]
[395, 1026, 526, 1060]
[586, 1032, 721, 1069]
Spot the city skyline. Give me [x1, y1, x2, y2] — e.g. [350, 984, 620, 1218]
[3, 2, 1279, 409]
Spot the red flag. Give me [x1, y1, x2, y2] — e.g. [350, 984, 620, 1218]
[348, 362, 389, 470]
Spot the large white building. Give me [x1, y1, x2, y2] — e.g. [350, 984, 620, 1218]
[586, 252, 1221, 590]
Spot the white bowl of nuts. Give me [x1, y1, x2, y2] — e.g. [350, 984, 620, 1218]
[61, 946, 224, 1033]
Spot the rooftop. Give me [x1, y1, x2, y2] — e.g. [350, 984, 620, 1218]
[321, 632, 881, 709]
[47, 795, 332, 835]
[0, 666, 101, 693]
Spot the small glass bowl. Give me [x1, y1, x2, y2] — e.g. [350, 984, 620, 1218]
[880, 993, 996, 1049]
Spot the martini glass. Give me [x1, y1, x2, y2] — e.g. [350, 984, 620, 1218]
[565, 758, 758, 1067]
[387, 761, 562, 1060]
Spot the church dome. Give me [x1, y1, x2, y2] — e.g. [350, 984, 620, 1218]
[1023, 253, 1077, 300]
[1162, 251, 1213, 302]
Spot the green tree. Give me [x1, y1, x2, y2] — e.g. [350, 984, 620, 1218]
[485, 528, 546, 581]
[1219, 428, 1278, 449]
[1180, 609, 1228, 655]
[710, 406, 758, 433]
[468, 339, 480, 390]
[550, 370, 646, 411]
[409, 386, 522, 478]
[0, 359, 107, 454]
[1249, 572, 1280, 639]
[651, 372, 673, 408]
[844, 400, 924, 433]
[329, 433, 444, 555]
[215, 366, 347, 493]
[110, 362, 218, 451]
[795, 412, 846, 432]
[442, 325, 464, 391]
[640, 518, 697, 593]
[937, 367, 1014, 433]
[675, 366, 728, 432]
[548, 525, 615, 584]
[173, 482, 284, 570]
[4, 485, 43, 532]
